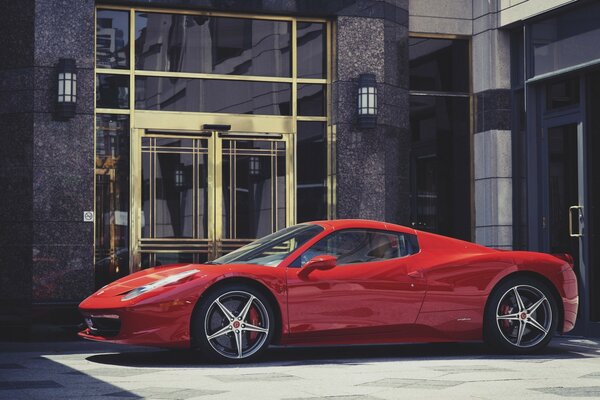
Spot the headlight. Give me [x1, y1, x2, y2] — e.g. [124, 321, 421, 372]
[121, 269, 199, 301]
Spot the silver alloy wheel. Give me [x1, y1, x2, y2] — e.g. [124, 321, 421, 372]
[204, 290, 270, 359]
[495, 284, 552, 348]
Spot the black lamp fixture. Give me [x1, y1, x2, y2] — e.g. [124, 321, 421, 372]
[357, 73, 377, 129]
[56, 58, 77, 120]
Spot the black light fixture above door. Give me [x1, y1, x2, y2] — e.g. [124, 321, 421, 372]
[357, 73, 377, 129]
[55, 58, 77, 120]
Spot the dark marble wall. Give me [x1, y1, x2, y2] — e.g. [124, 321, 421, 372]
[333, 7, 410, 223]
[0, 0, 35, 324]
[475, 89, 512, 132]
[31, 0, 96, 303]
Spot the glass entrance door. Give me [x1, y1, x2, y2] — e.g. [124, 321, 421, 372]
[542, 119, 588, 327]
[132, 129, 292, 269]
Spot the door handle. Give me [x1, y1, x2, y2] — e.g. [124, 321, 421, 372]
[408, 270, 424, 279]
[568, 205, 583, 237]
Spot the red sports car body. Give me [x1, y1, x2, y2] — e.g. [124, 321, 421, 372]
[79, 219, 578, 361]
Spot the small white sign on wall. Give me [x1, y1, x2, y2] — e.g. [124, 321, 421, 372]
[83, 211, 94, 222]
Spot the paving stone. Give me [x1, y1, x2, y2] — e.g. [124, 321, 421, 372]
[0, 363, 25, 369]
[359, 378, 464, 389]
[0, 380, 63, 390]
[432, 365, 511, 373]
[75, 368, 158, 377]
[105, 387, 226, 399]
[208, 372, 299, 382]
[286, 396, 382, 400]
[530, 386, 600, 397]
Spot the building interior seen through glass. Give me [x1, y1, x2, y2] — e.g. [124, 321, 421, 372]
[95, 7, 330, 282]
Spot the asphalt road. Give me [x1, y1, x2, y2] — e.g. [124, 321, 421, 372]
[1, 336, 600, 399]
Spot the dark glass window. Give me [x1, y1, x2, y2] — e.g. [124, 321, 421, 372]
[546, 77, 580, 110]
[409, 95, 470, 240]
[96, 9, 130, 69]
[135, 77, 291, 115]
[409, 38, 469, 93]
[96, 74, 129, 109]
[297, 22, 326, 79]
[297, 121, 327, 223]
[135, 12, 291, 77]
[530, 2, 600, 77]
[95, 115, 130, 287]
[297, 84, 325, 116]
[294, 229, 419, 267]
[512, 90, 527, 250]
[588, 71, 600, 321]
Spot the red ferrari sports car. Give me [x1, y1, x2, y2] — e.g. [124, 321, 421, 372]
[79, 219, 578, 362]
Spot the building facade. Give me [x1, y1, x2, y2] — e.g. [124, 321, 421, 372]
[0, 0, 598, 336]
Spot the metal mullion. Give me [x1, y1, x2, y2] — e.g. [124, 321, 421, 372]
[193, 140, 197, 239]
[233, 141, 237, 239]
[95, 108, 130, 115]
[297, 116, 328, 121]
[326, 21, 334, 220]
[96, 68, 131, 76]
[296, 78, 327, 84]
[134, 69, 293, 83]
[272, 141, 277, 232]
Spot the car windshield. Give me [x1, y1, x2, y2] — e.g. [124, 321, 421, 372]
[208, 224, 324, 266]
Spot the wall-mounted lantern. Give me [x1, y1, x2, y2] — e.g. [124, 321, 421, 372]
[357, 73, 377, 129]
[174, 163, 185, 190]
[249, 156, 261, 176]
[56, 58, 77, 120]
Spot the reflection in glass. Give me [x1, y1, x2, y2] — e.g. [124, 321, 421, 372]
[96, 74, 129, 109]
[95, 115, 130, 288]
[409, 95, 470, 240]
[136, 77, 291, 115]
[297, 22, 326, 79]
[546, 77, 579, 110]
[222, 140, 286, 239]
[141, 252, 207, 268]
[141, 137, 208, 239]
[136, 12, 291, 77]
[531, 2, 600, 77]
[96, 9, 129, 69]
[297, 84, 325, 116]
[297, 122, 327, 222]
[409, 38, 469, 93]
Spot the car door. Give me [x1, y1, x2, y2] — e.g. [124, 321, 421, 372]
[285, 229, 427, 344]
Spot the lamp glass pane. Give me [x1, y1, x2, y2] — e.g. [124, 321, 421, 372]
[58, 78, 64, 96]
[72, 79, 77, 97]
[65, 79, 72, 97]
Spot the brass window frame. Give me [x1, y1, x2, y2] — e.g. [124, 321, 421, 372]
[94, 5, 333, 273]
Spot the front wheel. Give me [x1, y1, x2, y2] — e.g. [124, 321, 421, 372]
[192, 285, 274, 362]
[484, 276, 558, 354]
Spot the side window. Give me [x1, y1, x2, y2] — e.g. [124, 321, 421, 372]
[294, 229, 419, 267]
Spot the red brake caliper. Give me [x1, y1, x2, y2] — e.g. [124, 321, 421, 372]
[248, 307, 260, 343]
[500, 304, 512, 329]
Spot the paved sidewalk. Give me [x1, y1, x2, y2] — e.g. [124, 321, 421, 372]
[1, 337, 599, 399]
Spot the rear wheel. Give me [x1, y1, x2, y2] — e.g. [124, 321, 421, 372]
[192, 285, 274, 362]
[484, 276, 558, 354]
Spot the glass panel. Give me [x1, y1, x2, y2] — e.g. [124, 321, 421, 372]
[297, 84, 325, 116]
[297, 22, 326, 79]
[511, 28, 524, 87]
[96, 74, 129, 109]
[135, 77, 291, 115]
[546, 77, 579, 110]
[222, 139, 286, 239]
[409, 38, 469, 93]
[141, 252, 207, 268]
[96, 9, 130, 69]
[409, 95, 470, 240]
[588, 71, 600, 321]
[530, 2, 600, 77]
[513, 90, 528, 249]
[141, 137, 208, 239]
[135, 12, 291, 77]
[299, 230, 412, 267]
[95, 115, 130, 287]
[297, 121, 327, 222]
[547, 125, 579, 271]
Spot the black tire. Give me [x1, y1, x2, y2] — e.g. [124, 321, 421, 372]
[191, 284, 275, 363]
[484, 276, 558, 354]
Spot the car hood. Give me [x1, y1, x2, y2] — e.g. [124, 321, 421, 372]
[90, 263, 273, 298]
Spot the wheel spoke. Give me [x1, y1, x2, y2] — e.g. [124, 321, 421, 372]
[527, 316, 548, 334]
[234, 329, 243, 358]
[497, 312, 521, 321]
[215, 298, 236, 321]
[206, 325, 231, 341]
[527, 296, 547, 314]
[238, 295, 256, 322]
[513, 287, 526, 311]
[242, 322, 269, 334]
[516, 320, 526, 346]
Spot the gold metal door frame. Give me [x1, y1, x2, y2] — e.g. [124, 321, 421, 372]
[130, 111, 295, 272]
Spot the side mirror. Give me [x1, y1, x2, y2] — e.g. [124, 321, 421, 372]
[303, 255, 337, 272]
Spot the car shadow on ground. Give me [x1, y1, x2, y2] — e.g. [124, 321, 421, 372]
[86, 338, 595, 369]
